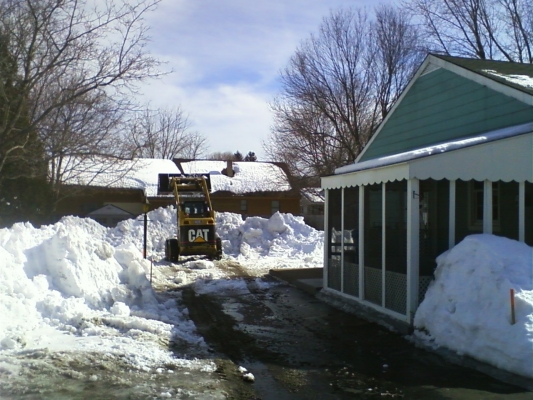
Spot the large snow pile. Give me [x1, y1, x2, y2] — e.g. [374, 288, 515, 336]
[109, 207, 324, 270]
[0, 216, 204, 372]
[0, 209, 323, 371]
[216, 210, 323, 264]
[414, 234, 533, 378]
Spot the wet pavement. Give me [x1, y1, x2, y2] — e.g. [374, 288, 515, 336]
[182, 270, 533, 399]
[2, 262, 532, 399]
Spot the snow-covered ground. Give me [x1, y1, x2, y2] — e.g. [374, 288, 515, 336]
[0, 207, 532, 397]
[0, 208, 324, 397]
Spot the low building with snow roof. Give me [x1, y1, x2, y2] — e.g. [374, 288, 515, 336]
[174, 159, 300, 218]
[321, 54, 533, 330]
[55, 158, 179, 225]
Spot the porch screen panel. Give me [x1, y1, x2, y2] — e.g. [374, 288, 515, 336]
[343, 186, 359, 297]
[455, 179, 476, 245]
[419, 179, 449, 302]
[456, 179, 507, 245]
[327, 188, 342, 291]
[385, 180, 407, 314]
[499, 181, 519, 241]
[364, 184, 382, 305]
[419, 180, 450, 274]
[526, 182, 533, 246]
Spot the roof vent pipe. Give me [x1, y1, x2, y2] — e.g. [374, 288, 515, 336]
[226, 160, 234, 177]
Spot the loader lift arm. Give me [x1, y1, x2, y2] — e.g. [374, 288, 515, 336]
[158, 173, 222, 262]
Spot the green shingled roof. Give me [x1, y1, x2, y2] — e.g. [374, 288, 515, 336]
[356, 54, 533, 162]
[435, 54, 533, 96]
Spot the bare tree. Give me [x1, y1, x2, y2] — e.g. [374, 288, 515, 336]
[266, 8, 375, 176]
[0, 0, 163, 225]
[180, 131, 209, 159]
[44, 90, 128, 196]
[370, 5, 425, 118]
[265, 6, 424, 177]
[404, 0, 532, 63]
[0, 0, 162, 184]
[266, 101, 349, 176]
[127, 107, 208, 159]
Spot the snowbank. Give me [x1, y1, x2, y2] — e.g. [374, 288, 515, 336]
[109, 207, 324, 271]
[0, 216, 203, 371]
[217, 211, 323, 263]
[414, 234, 533, 378]
[0, 208, 323, 372]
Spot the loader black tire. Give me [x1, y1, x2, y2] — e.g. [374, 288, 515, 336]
[165, 238, 180, 262]
[215, 237, 222, 260]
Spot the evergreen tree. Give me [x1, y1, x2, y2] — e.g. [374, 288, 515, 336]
[244, 151, 257, 161]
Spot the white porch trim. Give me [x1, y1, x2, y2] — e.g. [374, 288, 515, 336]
[321, 287, 410, 323]
[483, 180, 493, 234]
[382, 183, 386, 307]
[324, 131, 533, 189]
[323, 189, 329, 288]
[519, 182, 525, 242]
[449, 180, 456, 248]
[340, 188, 345, 293]
[358, 185, 365, 300]
[406, 178, 420, 324]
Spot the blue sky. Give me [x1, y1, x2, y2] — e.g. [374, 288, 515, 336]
[140, 0, 392, 159]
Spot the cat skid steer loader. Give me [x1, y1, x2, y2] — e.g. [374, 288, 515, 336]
[158, 174, 222, 262]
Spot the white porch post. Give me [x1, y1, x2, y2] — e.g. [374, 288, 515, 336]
[382, 182, 386, 307]
[323, 189, 329, 288]
[519, 182, 525, 242]
[483, 180, 493, 234]
[407, 178, 420, 323]
[449, 180, 456, 249]
[358, 185, 365, 300]
[340, 188, 345, 293]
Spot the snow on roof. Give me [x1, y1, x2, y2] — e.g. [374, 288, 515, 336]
[335, 122, 533, 175]
[483, 69, 533, 90]
[179, 160, 292, 194]
[61, 158, 179, 197]
[301, 188, 325, 203]
[436, 55, 533, 95]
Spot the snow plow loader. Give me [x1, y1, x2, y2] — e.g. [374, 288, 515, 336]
[158, 174, 222, 262]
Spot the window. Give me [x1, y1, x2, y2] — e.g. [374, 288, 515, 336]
[240, 200, 247, 212]
[271, 200, 280, 214]
[469, 181, 500, 230]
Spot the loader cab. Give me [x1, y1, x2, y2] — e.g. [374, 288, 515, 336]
[181, 201, 210, 216]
